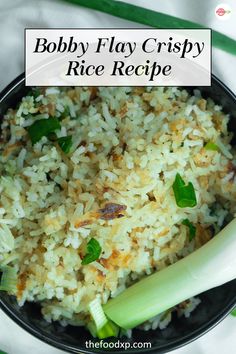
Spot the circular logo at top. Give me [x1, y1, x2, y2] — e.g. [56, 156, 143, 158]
[215, 3, 232, 20]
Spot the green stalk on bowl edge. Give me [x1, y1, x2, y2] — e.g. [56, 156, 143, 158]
[63, 0, 236, 56]
[103, 218, 236, 329]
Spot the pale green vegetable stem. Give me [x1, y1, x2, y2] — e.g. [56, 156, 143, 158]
[103, 218, 236, 329]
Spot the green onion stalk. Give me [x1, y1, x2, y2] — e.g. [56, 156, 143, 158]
[103, 218, 236, 329]
[63, 0, 236, 56]
[0, 266, 17, 293]
[88, 297, 119, 338]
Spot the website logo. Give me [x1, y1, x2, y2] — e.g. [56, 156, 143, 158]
[215, 3, 231, 20]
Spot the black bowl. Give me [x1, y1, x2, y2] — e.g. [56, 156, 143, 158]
[0, 74, 236, 354]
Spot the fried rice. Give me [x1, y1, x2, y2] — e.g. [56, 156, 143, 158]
[0, 86, 236, 331]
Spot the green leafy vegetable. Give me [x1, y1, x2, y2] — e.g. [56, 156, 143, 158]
[231, 308, 236, 316]
[0, 266, 17, 292]
[204, 142, 219, 151]
[182, 219, 196, 241]
[172, 173, 197, 208]
[27, 118, 61, 144]
[0, 350, 8, 354]
[58, 135, 73, 154]
[82, 238, 102, 265]
[63, 0, 236, 56]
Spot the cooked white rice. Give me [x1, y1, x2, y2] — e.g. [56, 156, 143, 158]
[0, 86, 236, 331]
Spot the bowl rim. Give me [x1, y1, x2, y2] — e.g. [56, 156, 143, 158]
[0, 73, 236, 354]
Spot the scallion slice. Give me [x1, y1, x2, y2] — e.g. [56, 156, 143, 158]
[59, 106, 70, 120]
[204, 142, 219, 151]
[182, 219, 196, 241]
[97, 320, 119, 339]
[231, 308, 236, 316]
[87, 318, 119, 339]
[172, 173, 197, 208]
[28, 88, 41, 99]
[89, 297, 108, 330]
[32, 88, 41, 99]
[81, 238, 102, 265]
[27, 118, 61, 144]
[58, 135, 73, 154]
[0, 266, 17, 293]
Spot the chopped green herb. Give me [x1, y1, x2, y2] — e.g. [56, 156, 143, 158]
[0, 350, 7, 354]
[0, 266, 17, 292]
[33, 88, 41, 99]
[58, 135, 73, 154]
[59, 106, 70, 120]
[28, 88, 41, 99]
[82, 238, 102, 265]
[204, 142, 219, 151]
[27, 118, 61, 144]
[182, 219, 196, 241]
[172, 173, 197, 208]
[97, 320, 119, 339]
[231, 308, 236, 316]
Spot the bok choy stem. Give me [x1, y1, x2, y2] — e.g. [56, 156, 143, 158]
[103, 218, 236, 329]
